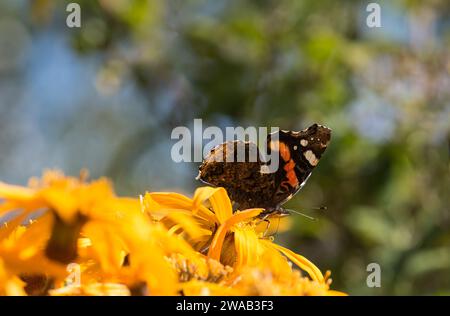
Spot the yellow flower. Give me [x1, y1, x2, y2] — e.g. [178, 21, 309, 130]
[0, 170, 116, 264]
[144, 186, 344, 295]
[0, 170, 346, 296]
[0, 171, 182, 295]
[0, 214, 68, 284]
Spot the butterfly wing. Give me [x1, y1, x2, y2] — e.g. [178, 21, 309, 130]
[197, 140, 276, 210]
[267, 124, 331, 208]
[197, 124, 331, 212]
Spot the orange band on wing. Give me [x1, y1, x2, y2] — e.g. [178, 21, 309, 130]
[283, 159, 299, 187]
[279, 142, 291, 162]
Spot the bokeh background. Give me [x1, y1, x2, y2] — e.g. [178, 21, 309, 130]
[0, 0, 449, 295]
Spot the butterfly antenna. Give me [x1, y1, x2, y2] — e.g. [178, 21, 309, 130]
[284, 209, 318, 221]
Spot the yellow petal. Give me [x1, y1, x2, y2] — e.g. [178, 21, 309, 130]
[209, 188, 234, 224]
[82, 221, 127, 274]
[234, 227, 261, 269]
[255, 216, 292, 235]
[49, 282, 131, 296]
[327, 290, 348, 296]
[0, 183, 44, 214]
[193, 187, 233, 224]
[163, 212, 208, 240]
[0, 211, 28, 240]
[266, 241, 325, 284]
[150, 192, 216, 223]
[208, 209, 262, 261]
[0, 259, 26, 296]
[0, 182, 37, 201]
[39, 188, 79, 224]
[192, 187, 233, 224]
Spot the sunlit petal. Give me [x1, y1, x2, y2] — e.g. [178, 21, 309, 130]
[208, 209, 262, 261]
[266, 241, 325, 284]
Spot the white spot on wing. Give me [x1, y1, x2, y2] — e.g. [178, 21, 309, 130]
[300, 139, 308, 147]
[304, 150, 318, 166]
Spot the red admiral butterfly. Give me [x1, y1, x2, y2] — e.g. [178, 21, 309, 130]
[197, 124, 331, 218]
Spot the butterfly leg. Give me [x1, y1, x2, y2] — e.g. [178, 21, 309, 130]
[262, 218, 271, 237]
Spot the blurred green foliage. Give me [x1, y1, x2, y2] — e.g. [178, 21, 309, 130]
[2, 0, 449, 294]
